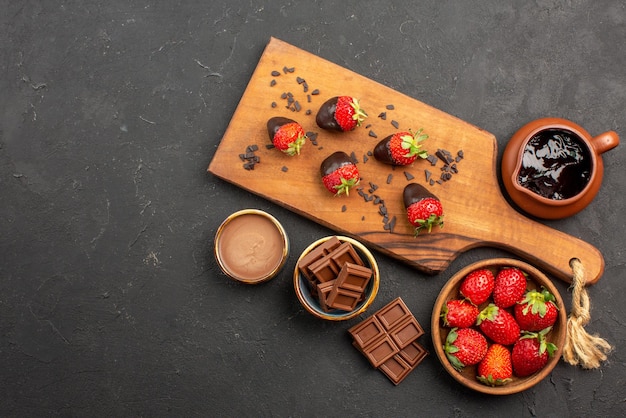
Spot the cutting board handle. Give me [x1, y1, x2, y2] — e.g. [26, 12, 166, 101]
[493, 211, 604, 285]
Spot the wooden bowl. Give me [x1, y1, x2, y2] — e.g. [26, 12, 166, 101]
[431, 258, 567, 395]
[293, 236, 380, 321]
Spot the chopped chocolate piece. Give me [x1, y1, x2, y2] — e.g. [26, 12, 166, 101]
[378, 112, 387, 120]
[379, 355, 412, 385]
[271, 70, 281, 76]
[426, 154, 438, 166]
[457, 150, 464, 158]
[361, 216, 365, 221]
[363, 154, 369, 164]
[243, 162, 255, 170]
[369, 130, 378, 138]
[350, 151, 358, 164]
[311, 89, 320, 95]
[270, 79, 277, 87]
[436, 149, 455, 164]
[341, 205, 347, 212]
[391, 120, 399, 129]
[386, 174, 393, 184]
[429, 179, 435, 186]
[329, 242, 364, 267]
[294, 101, 302, 112]
[369, 182, 378, 191]
[280, 92, 288, 99]
[379, 205, 388, 217]
[296, 76, 305, 84]
[303, 82, 309, 92]
[307, 94, 311, 103]
[386, 104, 395, 110]
[373, 196, 382, 205]
[450, 163, 458, 174]
[284, 66, 295, 73]
[425, 170, 432, 182]
[281, 166, 288, 172]
[247, 145, 258, 152]
[436, 180, 443, 185]
[387, 216, 396, 233]
[365, 124, 372, 129]
[271, 102, 277, 108]
[305, 109, 312, 115]
[367, 150, 373, 156]
[266, 144, 275, 149]
[404, 171, 414, 181]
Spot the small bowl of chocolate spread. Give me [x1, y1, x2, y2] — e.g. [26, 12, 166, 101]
[214, 209, 289, 284]
[502, 117, 619, 219]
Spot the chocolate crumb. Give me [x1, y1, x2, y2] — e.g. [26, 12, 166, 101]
[342, 205, 347, 212]
[307, 94, 311, 103]
[306, 109, 312, 115]
[365, 124, 372, 129]
[271, 70, 281, 77]
[271, 102, 277, 108]
[386, 174, 393, 184]
[281, 166, 288, 172]
[281, 92, 288, 99]
[458, 150, 464, 158]
[311, 89, 320, 95]
[266, 144, 275, 149]
[391, 120, 399, 129]
[386, 104, 395, 110]
[303, 82, 309, 92]
[368, 130, 377, 138]
[270, 79, 277, 87]
[367, 150, 373, 156]
[378, 112, 387, 120]
[361, 216, 365, 221]
[404, 171, 414, 181]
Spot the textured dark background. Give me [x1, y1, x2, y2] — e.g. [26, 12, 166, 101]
[1, 1, 625, 416]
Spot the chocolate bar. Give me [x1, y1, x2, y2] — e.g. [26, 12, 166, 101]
[348, 297, 428, 385]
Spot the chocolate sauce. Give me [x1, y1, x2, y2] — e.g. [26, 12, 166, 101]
[267, 116, 295, 139]
[517, 129, 592, 200]
[315, 97, 341, 131]
[320, 151, 351, 176]
[403, 183, 436, 208]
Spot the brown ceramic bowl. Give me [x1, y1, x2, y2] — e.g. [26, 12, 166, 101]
[431, 258, 567, 395]
[502, 117, 618, 219]
[294, 236, 380, 321]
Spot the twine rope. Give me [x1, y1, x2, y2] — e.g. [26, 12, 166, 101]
[562, 258, 613, 369]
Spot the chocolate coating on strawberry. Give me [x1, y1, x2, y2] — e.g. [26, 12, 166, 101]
[403, 183, 444, 235]
[374, 129, 428, 166]
[267, 116, 307, 156]
[316, 96, 367, 132]
[320, 151, 360, 196]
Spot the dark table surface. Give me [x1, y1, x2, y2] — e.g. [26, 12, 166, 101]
[2, 1, 625, 416]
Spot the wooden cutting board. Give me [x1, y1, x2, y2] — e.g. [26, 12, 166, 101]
[208, 37, 604, 285]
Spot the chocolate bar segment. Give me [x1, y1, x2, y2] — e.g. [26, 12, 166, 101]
[399, 340, 428, 367]
[328, 242, 364, 267]
[326, 286, 362, 311]
[348, 316, 385, 349]
[388, 316, 424, 349]
[379, 354, 412, 386]
[375, 297, 413, 331]
[362, 334, 399, 368]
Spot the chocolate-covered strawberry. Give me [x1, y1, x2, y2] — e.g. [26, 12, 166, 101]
[267, 116, 307, 156]
[320, 151, 360, 196]
[374, 129, 428, 166]
[316, 96, 367, 132]
[403, 183, 444, 235]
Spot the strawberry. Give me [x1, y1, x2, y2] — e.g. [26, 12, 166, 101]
[441, 299, 479, 328]
[493, 267, 527, 308]
[477, 344, 513, 386]
[373, 129, 429, 166]
[402, 183, 444, 236]
[514, 287, 559, 332]
[444, 328, 488, 371]
[316, 96, 367, 131]
[459, 268, 495, 306]
[477, 303, 520, 346]
[511, 328, 557, 377]
[267, 116, 307, 156]
[320, 151, 360, 196]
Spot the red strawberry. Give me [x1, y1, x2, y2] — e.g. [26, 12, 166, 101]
[267, 116, 307, 156]
[511, 328, 557, 377]
[477, 303, 520, 346]
[477, 344, 513, 386]
[320, 151, 360, 196]
[493, 267, 527, 308]
[514, 287, 559, 332]
[373, 128, 429, 166]
[441, 299, 479, 328]
[403, 183, 444, 236]
[444, 328, 488, 371]
[459, 268, 495, 305]
[316, 96, 367, 131]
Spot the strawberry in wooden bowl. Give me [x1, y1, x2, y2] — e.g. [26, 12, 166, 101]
[431, 258, 567, 395]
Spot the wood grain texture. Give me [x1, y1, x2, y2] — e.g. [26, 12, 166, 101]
[208, 37, 604, 284]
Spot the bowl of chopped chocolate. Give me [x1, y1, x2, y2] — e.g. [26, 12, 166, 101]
[294, 235, 380, 321]
[502, 117, 619, 219]
[431, 258, 567, 395]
